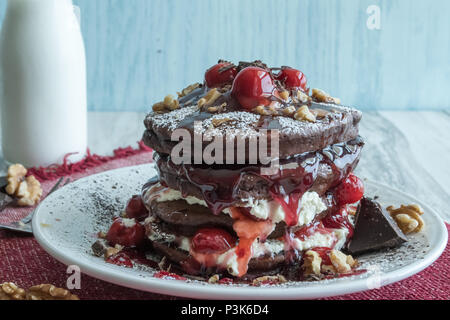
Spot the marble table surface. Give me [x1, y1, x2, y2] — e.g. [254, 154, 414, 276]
[2, 111, 450, 222]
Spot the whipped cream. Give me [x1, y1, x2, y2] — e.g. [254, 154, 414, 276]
[143, 184, 327, 227]
[173, 227, 348, 276]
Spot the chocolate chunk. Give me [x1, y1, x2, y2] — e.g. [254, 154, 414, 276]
[347, 197, 408, 255]
[91, 239, 109, 257]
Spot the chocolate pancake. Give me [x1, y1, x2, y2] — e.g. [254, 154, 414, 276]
[151, 241, 286, 274]
[143, 102, 362, 162]
[149, 200, 309, 239]
[155, 137, 364, 214]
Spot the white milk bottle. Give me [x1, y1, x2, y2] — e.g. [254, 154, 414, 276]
[0, 0, 87, 167]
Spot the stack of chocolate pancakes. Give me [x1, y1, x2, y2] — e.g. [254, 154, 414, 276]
[142, 61, 365, 279]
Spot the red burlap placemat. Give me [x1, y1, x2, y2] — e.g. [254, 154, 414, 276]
[0, 144, 448, 300]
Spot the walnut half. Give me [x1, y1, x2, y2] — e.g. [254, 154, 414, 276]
[26, 284, 79, 300]
[16, 175, 43, 207]
[5, 164, 42, 207]
[387, 204, 425, 234]
[0, 282, 26, 300]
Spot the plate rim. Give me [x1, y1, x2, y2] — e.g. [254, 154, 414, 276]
[32, 164, 448, 300]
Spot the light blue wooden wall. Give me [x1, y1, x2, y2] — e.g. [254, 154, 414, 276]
[1, 0, 449, 111]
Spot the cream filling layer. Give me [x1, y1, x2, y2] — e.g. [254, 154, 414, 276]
[175, 228, 348, 277]
[143, 183, 327, 227]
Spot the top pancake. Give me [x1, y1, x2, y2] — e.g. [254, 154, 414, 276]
[143, 61, 362, 162]
[144, 103, 361, 162]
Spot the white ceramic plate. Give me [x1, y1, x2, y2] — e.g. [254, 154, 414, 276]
[32, 164, 447, 300]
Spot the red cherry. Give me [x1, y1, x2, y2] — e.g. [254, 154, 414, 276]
[275, 67, 307, 90]
[334, 173, 365, 205]
[105, 252, 133, 268]
[106, 218, 145, 247]
[231, 67, 276, 110]
[125, 195, 149, 220]
[191, 228, 236, 254]
[205, 62, 237, 88]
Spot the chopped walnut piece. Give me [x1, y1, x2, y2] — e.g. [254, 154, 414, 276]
[387, 204, 425, 234]
[282, 106, 296, 116]
[152, 94, 180, 114]
[97, 231, 107, 239]
[279, 90, 290, 101]
[207, 103, 226, 113]
[152, 102, 166, 113]
[252, 275, 287, 286]
[163, 95, 180, 111]
[16, 175, 43, 207]
[104, 246, 121, 259]
[253, 105, 271, 116]
[311, 88, 341, 104]
[177, 83, 201, 98]
[346, 254, 359, 268]
[212, 118, 232, 127]
[296, 90, 311, 103]
[267, 105, 279, 115]
[5, 164, 27, 196]
[294, 105, 316, 123]
[329, 250, 357, 273]
[218, 84, 232, 93]
[26, 284, 79, 300]
[208, 274, 220, 284]
[321, 264, 337, 274]
[198, 88, 222, 108]
[0, 282, 26, 300]
[302, 250, 322, 275]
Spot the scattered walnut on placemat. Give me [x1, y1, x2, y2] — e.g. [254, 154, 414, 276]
[0, 282, 27, 300]
[0, 282, 79, 300]
[5, 163, 43, 207]
[26, 284, 79, 300]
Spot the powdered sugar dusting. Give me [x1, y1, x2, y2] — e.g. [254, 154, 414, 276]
[200, 111, 261, 139]
[147, 106, 199, 131]
[146, 102, 361, 138]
